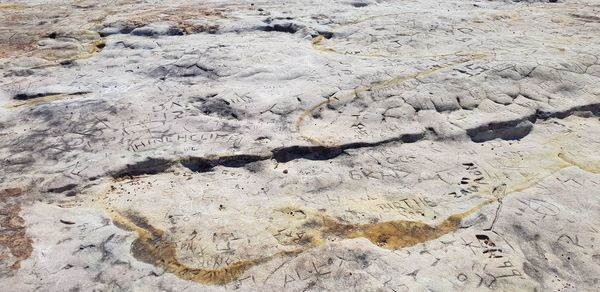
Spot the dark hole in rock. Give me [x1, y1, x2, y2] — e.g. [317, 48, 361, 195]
[318, 31, 334, 39]
[48, 184, 77, 193]
[112, 158, 175, 178]
[13, 92, 60, 101]
[258, 23, 302, 34]
[181, 155, 267, 173]
[350, 2, 369, 7]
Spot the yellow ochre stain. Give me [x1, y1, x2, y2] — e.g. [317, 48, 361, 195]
[319, 199, 492, 249]
[97, 186, 303, 285]
[116, 212, 259, 285]
[558, 152, 600, 174]
[5, 92, 91, 109]
[0, 3, 26, 10]
[99, 177, 494, 285]
[39, 35, 106, 62]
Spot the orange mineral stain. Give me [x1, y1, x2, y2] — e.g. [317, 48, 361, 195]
[0, 188, 33, 271]
[323, 200, 492, 249]
[108, 209, 305, 285]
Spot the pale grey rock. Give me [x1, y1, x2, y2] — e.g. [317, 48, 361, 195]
[1, 0, 600, 291]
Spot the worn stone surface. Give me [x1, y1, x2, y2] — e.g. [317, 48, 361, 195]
[1, 0, 600, 291]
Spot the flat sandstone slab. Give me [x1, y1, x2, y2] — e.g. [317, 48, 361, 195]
[1, 0, 600, 291]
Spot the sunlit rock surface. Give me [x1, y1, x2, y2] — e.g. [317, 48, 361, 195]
[1, 0, 600, 291]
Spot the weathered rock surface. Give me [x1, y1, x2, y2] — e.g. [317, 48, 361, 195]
[1, 0, 600, 291]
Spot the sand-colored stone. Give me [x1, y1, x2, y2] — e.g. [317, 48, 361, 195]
[1, 0, 600, 291]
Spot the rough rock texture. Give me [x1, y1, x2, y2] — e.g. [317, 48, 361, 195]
[1, 0, 600, 291]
